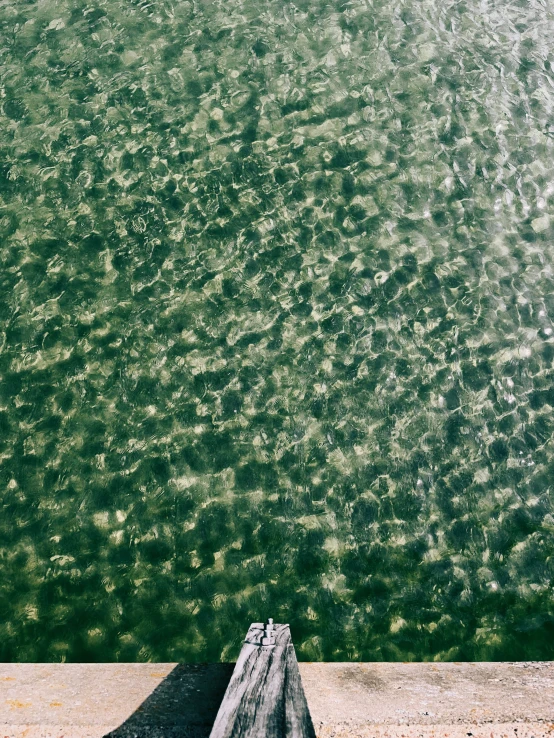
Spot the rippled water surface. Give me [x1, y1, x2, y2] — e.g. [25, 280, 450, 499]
[1, 0, 554, 662]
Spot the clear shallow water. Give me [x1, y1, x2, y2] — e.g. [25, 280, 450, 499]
[1, 0, 554, 662]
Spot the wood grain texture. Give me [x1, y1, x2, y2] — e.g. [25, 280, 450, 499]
[209, 623, 316, 738]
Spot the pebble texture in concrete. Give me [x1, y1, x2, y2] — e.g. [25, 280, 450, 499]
[0, 663, 233, 738]
[300, 662, 554, 737]
[0, 662, 553, 737]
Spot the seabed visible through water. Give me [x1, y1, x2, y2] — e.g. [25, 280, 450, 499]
[0, 0, 554, 662]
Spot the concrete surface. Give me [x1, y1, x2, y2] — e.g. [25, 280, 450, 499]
[0, 662, 553, 738]
[300, 662, 554, 737]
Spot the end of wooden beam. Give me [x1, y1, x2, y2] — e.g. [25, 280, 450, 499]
[209, 620, 316, 738]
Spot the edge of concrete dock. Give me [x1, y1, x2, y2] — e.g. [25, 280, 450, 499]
[1, 662, 553, 737]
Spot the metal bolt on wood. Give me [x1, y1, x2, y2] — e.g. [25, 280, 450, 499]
[261, 617, 276, 647]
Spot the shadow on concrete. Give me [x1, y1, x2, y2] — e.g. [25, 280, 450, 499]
[103, 663, 235, 738]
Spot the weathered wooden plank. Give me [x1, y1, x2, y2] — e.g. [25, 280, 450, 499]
[283, 640, 315, 738]
[209, 621, 316, 738]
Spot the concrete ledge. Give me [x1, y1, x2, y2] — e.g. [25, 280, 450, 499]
[300, 662, 554, 737]
[1, 662, 553, 737]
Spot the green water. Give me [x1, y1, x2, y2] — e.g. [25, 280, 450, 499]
[1, 0, 554, 662]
